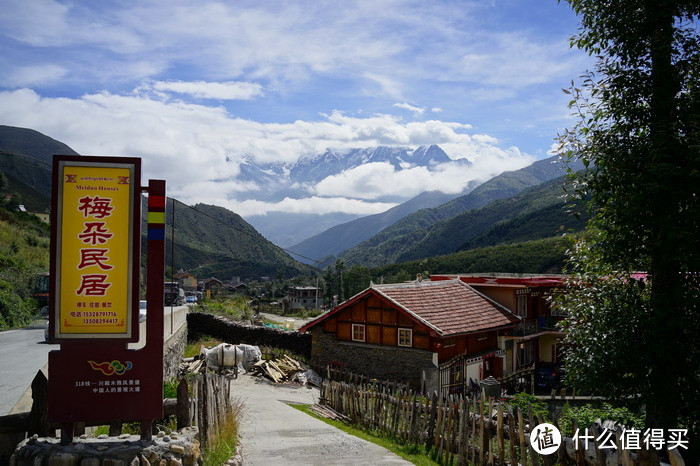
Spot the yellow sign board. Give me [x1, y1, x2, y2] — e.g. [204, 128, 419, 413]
[55, 161, 136, 338]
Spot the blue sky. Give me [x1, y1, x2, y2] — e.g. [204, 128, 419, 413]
[0, 0, 591, 217]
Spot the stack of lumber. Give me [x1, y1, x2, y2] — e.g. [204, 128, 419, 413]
[253, 355, 304, 383]
[309, 404, 350, 423]
[180, 356, 205, 375]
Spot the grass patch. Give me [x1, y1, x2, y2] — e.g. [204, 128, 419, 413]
[289, 404, 439, 466]
[184, 337, 223, 358]
[202, 398, 244, 466]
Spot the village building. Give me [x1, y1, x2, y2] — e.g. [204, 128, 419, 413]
[299, 279, 519, 390]
[198, 277, 223, 297]
[430, 274, 567, 375]
[173, 270, 197, 293]
[283, 286, 320, 311]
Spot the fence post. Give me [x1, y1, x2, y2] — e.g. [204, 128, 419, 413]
[507, 406, 518, 466]
[497, 404, 504, 466]
[527, 406, 538, 466]
[427, 392, 438, 449]
[27, 370, 49, 437]
[176, 378, 190, 429]
[517, 408, 528, 466]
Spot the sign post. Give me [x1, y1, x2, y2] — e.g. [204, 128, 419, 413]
[48, 155, 165, 443]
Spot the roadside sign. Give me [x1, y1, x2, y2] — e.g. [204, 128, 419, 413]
[48, 161, 165, 431]
[50, 156, 140, 341]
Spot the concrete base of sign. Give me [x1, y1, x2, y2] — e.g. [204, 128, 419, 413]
[10, 426, 200, 466]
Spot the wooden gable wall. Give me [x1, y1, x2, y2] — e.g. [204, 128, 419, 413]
[322, 293, 432, 350]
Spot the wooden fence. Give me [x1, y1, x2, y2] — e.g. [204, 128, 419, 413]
[176, 373, 234, 450]
[325, 365, 410, 392]
[320, 379, 686, 466]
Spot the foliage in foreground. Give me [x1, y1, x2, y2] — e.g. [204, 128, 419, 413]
[558, 403, 646, 438]
[556, 0, 699, 460]
[0, 198, 49, 329]
[503, 393, 548, 420]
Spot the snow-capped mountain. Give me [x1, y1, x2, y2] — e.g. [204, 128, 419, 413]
[238, 144, 470, 199]
[237, 144, 473, 247]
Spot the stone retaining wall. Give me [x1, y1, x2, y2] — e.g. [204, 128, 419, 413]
[310, 327, 435, 388]
[11, 427, 200, 466]
[187, 313, 311, 358]
[163, 324, 187, 380]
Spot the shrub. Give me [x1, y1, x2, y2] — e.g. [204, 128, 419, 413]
[558, 403, 645, 436]
[504, 392, 549, 420]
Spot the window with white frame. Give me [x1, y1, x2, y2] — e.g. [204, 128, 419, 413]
[516, 293, 528, 318]
[352, 324, 365, 342]
[398, 328, 413, 347]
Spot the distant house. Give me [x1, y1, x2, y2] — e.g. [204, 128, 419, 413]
[283, 286, 319, 311]
[173, 270, 197, 293]
[199, 277, 223, 297]
[299, 279, 518, 389]
[430, 274, 567, 374]
[29, 212, 50, 223]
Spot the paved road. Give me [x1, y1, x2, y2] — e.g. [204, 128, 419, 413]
[258, 312, 316, 330]
[0, 326, 58, 415]
[235, 373, 410, 465]
[0, 306, 188, 415]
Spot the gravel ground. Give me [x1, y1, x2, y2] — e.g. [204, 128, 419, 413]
[234, 372, 411, 465]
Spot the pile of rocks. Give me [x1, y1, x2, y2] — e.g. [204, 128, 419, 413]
[11, 427, 200, 466]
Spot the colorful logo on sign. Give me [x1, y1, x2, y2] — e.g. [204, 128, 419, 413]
[88, 360, 133, 376]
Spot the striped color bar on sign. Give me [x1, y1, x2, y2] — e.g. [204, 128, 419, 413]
[147, 195, 166, 240]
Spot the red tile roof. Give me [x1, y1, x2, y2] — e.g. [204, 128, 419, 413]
[300, 279, 518, 336]
[374, 280, 518, 336]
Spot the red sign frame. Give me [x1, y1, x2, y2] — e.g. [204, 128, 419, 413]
[48, 156, 164, 430]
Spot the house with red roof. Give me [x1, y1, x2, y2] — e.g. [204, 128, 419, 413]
[299, 279, 519, 389]
[430, 273, 567, 376]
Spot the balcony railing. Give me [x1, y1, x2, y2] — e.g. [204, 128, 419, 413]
[514, 316, 564, 336]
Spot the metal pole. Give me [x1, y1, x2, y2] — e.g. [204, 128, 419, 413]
[315, 275, 319, 311]
[170, 198, 174, 335]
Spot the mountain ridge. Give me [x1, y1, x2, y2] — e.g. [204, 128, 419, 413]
[337, 155, 584, 267]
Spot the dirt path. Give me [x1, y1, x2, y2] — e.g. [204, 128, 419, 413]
[233, 372, 411, 465]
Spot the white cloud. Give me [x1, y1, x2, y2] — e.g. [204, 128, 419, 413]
[314, 161, 476, 200]
[431, 107, 443, 113]
[0, 88, 533, 213]
[218, 196, 397, 217]
[392, 102, 425, 116]
[150, 80, 264, 100]
[5, 65, 68, 88]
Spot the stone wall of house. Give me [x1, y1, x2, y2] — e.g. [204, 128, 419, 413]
[187, 313, 311, 358]
[163, 323, 188, 380]
[310, 327, 436, 389]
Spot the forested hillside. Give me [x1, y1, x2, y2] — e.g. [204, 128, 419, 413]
[372, 236, 570, 279]
[0, 177, 49, 329]
[289, 189, 466, 264]
[161, 200, 314, 280]
[341, 162, 585, 267]
[393, 175, 587, 263]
